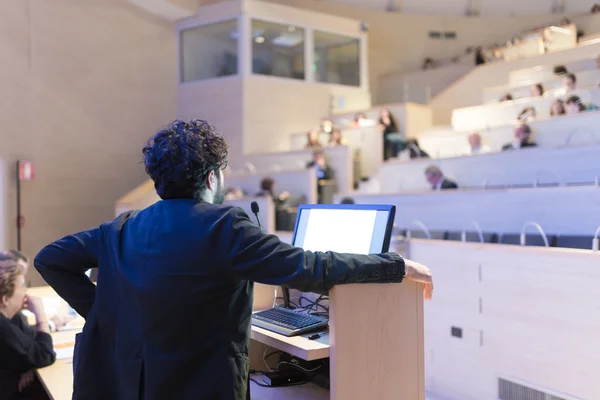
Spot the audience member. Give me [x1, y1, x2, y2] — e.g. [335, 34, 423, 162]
[424, 166, 458, 190]
[422, 58, 436, 70]
[380, 108, 405, 160]
[320, 118, 333, 134]
[307, 150, 335, 181]
[502, 123, 537, 150]
[353, 112, 375, 128]
[340, 197, 355, 204]
[328, 128, 347, 146]
[307, 151, 335, 203]
[305, 129, 322, 150]
[475, 47, 486, 65]
[565, 96, 586, 114]
[550, 99, 566, 116]
[518, 106, 537, 123]
[224, 187, 244, 201]
[0, 252, 56, 398]
[499, 93, 513, 102]
[256, 177, 289, 207]
[591, 4, 600, 14]
[553, 65, 568, 76]
[530, 83, 544, 97]
[563, 73, 577, 92]
[467, 132, 490, 155]
[4, 250, 72, 332]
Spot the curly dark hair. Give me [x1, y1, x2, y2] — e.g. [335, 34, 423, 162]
[142, 120, 228, 200]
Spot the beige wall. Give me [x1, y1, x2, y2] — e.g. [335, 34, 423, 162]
[263, 0, 569, 104]
[0, 0, 177, 286]
[178, 76, 244, 161]
[243, 76, 331, 154]
[412, 241, 600, 400]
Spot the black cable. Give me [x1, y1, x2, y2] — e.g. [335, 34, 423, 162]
[249, 371, 314, 388]
[249, 377, 272, 387]
[275, 296, 300, 309]
[264, 350, 282, 365]
[297, 296, 329, 313]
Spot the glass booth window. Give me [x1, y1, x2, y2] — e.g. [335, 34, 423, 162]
[180, 20, 239, 82]
[313, 31, 360, 87]
[251, 20, 305, 80]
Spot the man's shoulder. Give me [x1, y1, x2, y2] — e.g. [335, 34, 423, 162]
[192, 202, 248, 219]
[109, 201, 249, 230]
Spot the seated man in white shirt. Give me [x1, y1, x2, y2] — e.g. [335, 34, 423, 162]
[467, 132, 491, 155]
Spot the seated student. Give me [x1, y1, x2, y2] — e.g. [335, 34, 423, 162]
[530, 83, 544, 97]
[320, 118, 333, 135]
[340, 197, 355, 204]
[502, 123, 537, 150]
[0, 253, 56, 399]
[553, 65, 568, 76]
[565, 95, 597, 114]
[6, 250, 72, 333]
[467, 132, 490, 155]
[424, 165, 458, 190]
[499, 93, 513, 102]
[380, 108, 405, 160]
[328, 128, 347, 146]
[256, 177, 289, 207]
[550, 99, 566, 117]
[565, 73, 577, 92]
[307, 151, 335, 203]
[224, 187, 244, 201]
[518, 106, 537, 123]
[555, 73, 577, 96]
[352, 112, 376, 128]
[307, 150, 335, 181]
[305, 129, 322, 150]
[474, 47, 486, 65]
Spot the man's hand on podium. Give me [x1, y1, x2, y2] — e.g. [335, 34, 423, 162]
[404, 259, 433, 300]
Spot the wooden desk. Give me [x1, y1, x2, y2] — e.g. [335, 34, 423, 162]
[250, 282, 425, 400]
[26, 286, 79, 400]
[37, 330, 78, 400]
[250, 325, 329, 361]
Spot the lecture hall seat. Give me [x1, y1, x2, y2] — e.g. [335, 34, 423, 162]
[407, 230, 448, 240]
[500, 233, 558, 247]
[556, 235, 595, 250]
[446, 231, 499, 243]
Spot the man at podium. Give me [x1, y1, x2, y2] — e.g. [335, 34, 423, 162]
[34, 120, 433, 400]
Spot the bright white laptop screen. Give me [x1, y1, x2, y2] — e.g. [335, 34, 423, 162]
[292, 205, 395, 254]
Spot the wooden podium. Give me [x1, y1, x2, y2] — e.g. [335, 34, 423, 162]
[251, 281, 424, 400]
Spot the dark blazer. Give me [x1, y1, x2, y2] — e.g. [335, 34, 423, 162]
[0, 312, 56, 399]
[440, 179, 458, 190]
[306, 162, 335, 180]
[34, 200, 406, 400]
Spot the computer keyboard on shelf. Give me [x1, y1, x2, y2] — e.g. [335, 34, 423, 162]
[251, 307, 329, 337]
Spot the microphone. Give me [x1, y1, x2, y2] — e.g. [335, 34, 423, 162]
[250, 201, 261, 228]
